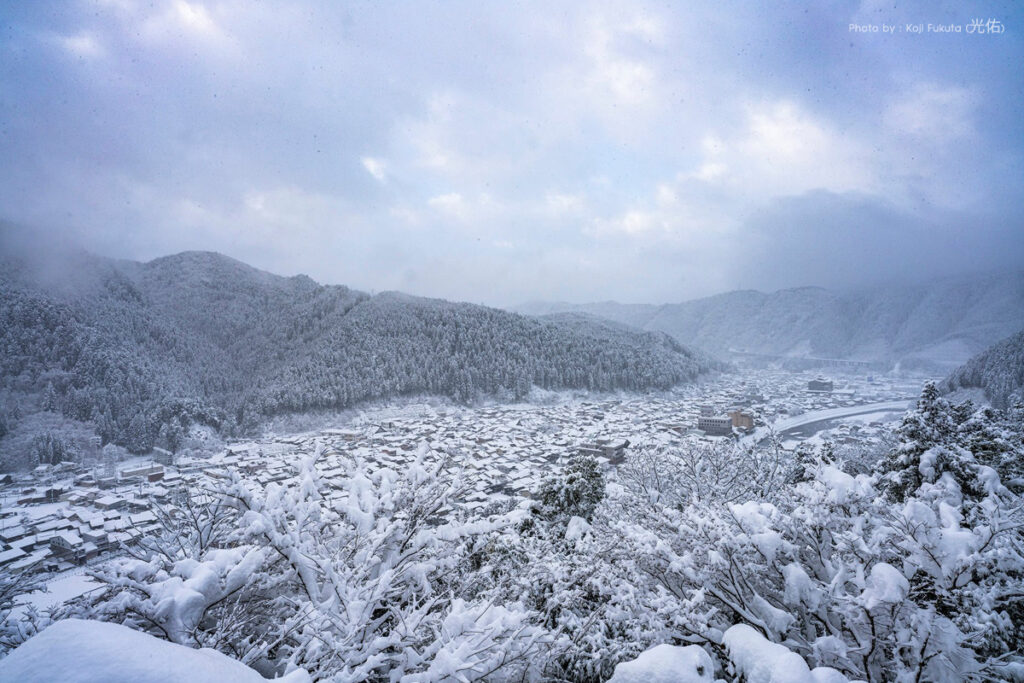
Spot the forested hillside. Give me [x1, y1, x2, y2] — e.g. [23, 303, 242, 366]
[518, 271, 1024, 369]
[942, 329, 1024, 408]
[0, 249, 715, 467]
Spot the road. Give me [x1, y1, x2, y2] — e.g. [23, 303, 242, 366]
[740, 399, 915, 446]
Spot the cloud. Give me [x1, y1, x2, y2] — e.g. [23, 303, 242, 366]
[56, 32, 105, 60]
[0, 0, 1019, 306]
[736, 191, 1024, 292]
[427, 192, 467, 216]
[361, 157, 387, 182]
[545, 192, 586, 216]
[689, 100, 877, 199]
[582, 13, 662, 111]
[141, 0, 222, 42]
[885, 83, 976, 141]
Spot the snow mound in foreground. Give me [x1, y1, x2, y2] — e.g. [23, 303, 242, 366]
[723, 624, 847, 683]
[0, 619, 310, 683]
[608, 643, 714, 683]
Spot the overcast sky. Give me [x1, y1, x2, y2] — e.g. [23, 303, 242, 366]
[1, 1, 1021, 306]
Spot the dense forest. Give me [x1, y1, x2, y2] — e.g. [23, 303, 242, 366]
[942, 329, 1024, 408]
[0, 249, 716, 467]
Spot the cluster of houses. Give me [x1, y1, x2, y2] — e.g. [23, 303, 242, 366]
[0, 368, 923, 584]
[0, 496, 161, 573]
[0, 457, 195, 575]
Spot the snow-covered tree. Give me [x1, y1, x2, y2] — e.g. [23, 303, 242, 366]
[619, 437, 786, 507]
[875, 383, 993, 509]
[125, 412, 153, 454]
[533, 453, 605, 524]
[86, 445, 549, 681]
[0, 563, 45, 655]
[157, 417, 185, 454]
[612, 414, 1024, 681]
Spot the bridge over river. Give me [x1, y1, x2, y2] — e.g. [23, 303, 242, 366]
[739, 399, 915, 446]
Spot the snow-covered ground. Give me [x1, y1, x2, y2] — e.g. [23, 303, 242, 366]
[9, 573, 103, 620]
[0, 619, 311, 682]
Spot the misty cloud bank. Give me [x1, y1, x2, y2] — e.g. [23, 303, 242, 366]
[1, 0, 1021, 305]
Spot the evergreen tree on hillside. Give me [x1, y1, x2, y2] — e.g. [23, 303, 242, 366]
[876, 382, 991, 508]
[42, 382, 57, 412]
[534, 454, 606, 523]
[157, 418, 185, 454]
[125, 412, 152, 454]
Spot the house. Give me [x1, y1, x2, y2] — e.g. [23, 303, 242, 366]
[728, 410, 755, 431]
[0, 547, 27, 567]
[120, 464, 164, 480]
[74, 474, 97, 487]
[30, 518, 72, 534]
[697, 415, 734, 437]
[50, 531, 87, 563]
[17, 492, 46, 505]
[81, 529, 111, 552]
[9, 548, 50, 573]
[103, 517, 128, 533]
[95, 495, 128, 511]
[128, 511, 158, 528]
[577, 439, 630, 463]
[125, 497, 151, 513]
[147, 485, 170, 502]
[61, 490, 93, 505]
[43, 487, 66, 503]
[11, 535, 42, 553]
[808, 377, 834, 393]
[161, 471, 182, 484]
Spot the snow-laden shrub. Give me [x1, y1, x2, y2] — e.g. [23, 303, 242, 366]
[87, 444, 550, 681]
[533, 453, 606, 523]
[618, 437, 786, 507]
[612, 427, 1024, 681]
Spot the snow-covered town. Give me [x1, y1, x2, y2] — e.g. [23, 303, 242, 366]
[0, 369, 924, 605]
[3, 361, 1023, 682]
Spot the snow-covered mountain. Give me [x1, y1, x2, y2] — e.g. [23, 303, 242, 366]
[942, 329, 1024, 408]
[517, 272, 1024, 370]
[0, 248, 716, 462]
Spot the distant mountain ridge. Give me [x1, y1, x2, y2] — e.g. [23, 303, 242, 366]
[0, 248, 716, 465]
[517, 271, 1024, 370]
